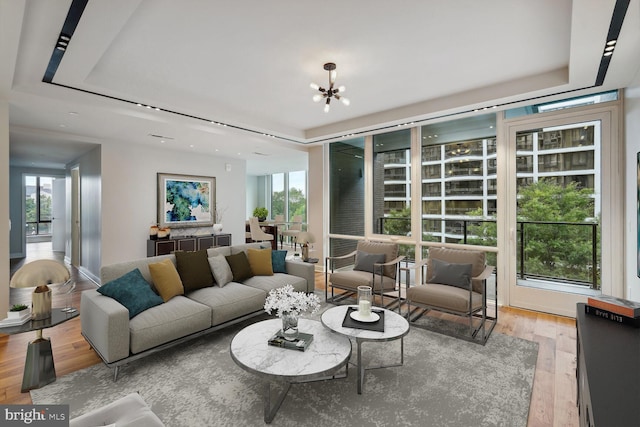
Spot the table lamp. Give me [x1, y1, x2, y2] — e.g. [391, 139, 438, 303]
[297, 232, 316, 262]
[10, 260, 71, 320]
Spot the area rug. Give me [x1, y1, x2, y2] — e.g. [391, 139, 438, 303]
[32, 306, 538, 427]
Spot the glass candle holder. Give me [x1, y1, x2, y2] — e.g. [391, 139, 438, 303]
[357, 286, 372, 317]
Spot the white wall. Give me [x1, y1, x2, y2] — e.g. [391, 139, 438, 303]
[245, 175, 258, 219]
[0, 102, 9, 315]
[625, 86, 640, 301]
[100, 142, 246, 269]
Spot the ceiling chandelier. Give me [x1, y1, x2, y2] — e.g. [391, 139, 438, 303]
[310, 62, 350, 113]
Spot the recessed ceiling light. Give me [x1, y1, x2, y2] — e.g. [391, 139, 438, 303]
[606, 39, 617, 46]
[59, 124, 66, 127]
[604, 51, 613, 57]
[68, 111, 78, 115]
[189, 144, 194, 148]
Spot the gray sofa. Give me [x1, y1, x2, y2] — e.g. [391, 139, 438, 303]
[81, 242, 315, 380]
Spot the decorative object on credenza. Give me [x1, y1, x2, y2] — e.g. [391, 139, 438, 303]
[149, 224, 159, 240]
[157, 173, 215, 228]
[157, 227, 170, 239]
[297, 231, 315, 262]
[310, 62, 350, 113]
[10, 259, 71, 320]
[213, 204, 227, 235]
[264, 285, 320, 341]
[252, 207, 268, 222]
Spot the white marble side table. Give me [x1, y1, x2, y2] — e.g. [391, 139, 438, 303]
[321, 305, 410, 394]
[230, 318, 351, 424]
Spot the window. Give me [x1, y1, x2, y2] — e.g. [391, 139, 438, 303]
[373, 129, 411, 236]
[421, 114, 497, 244]
[330, 138, 364, 236]
[25, 176, 54, 235]
[269, 171, 306, 222]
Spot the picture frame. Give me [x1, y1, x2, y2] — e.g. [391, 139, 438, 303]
[157, 173, 215, 228]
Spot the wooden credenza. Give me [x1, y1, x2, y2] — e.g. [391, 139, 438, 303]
[576, 302, 640, 426]
[147, 233, 231, 257]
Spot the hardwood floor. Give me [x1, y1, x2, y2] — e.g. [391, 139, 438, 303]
[0, 252, 578, 426]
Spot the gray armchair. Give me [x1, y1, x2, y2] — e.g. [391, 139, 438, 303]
[325, 241, 405, 309]
[406, 246, 496, 344]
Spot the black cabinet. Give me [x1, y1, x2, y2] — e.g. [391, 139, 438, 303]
[576, 303, 640, 426]
[147, 234, 231, 257]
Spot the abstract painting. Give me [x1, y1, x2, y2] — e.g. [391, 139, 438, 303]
[157, 173, 215, 228]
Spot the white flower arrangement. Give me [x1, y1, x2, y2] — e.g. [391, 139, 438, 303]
[264, 285, 320, 318]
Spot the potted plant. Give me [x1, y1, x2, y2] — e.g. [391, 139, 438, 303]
[252, 207, 268, 222]
[8, 304, 30, 319]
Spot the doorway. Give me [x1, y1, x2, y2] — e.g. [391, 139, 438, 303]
[502, 106, 623, 316]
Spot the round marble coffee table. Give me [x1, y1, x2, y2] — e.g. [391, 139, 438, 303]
[321, 305, 410, 394]
[230, 318, 351, 424]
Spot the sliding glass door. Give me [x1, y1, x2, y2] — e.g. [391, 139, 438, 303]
[502, 105, 622, 316]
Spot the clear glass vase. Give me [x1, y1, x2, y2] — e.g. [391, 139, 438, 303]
[281, 312, 299, 341]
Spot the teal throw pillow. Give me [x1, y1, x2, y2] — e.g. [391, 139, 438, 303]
[430, 258, 472, 289]
[272, 250, 287, 273]
[98, 268, 164, 318]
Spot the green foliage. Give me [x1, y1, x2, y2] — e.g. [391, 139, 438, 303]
[10, 304, 28, 312]
[253, 207, 268, 219]
[464, 179, 599, 287]
[383, 206, 414, 259]
[288, 187, 306, 220]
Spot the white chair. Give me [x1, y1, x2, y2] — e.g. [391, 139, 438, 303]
[249, 217, 274, 243]
[280, 215, 302, 249]
[273, 214, 286, 248]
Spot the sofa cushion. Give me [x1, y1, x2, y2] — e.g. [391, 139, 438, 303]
[225, 252, 254, 282]
[329, 270, 397, 291]
[129, 296, 211, 354]
[175, 250, 214, 292]
[271, 250, 287, 273]
[148, 258, 184, 302]
[97, 269, 163, 319]
[242, 273, 308, 294]
[354, 251, 386, 273]
[247, 248, 274, 276]
[430, 258, 472, 289]
[187, 282, 266, 326]
[208, 253, 233, 287]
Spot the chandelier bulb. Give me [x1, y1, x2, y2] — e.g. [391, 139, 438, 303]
[329, 70, 337, 85]
[341, 97, 350, 106]
[310, 82, 320, 90]
[324, 103, 330, 113]
[338, 85, 346, 93]
[312, 94, 324, 102]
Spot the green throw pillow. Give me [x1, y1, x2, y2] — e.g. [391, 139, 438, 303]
[97, 268, 163, 318]
[272, 250, 287, 273]
[225, 252, 254, 282]
[175, 249, 215, 292]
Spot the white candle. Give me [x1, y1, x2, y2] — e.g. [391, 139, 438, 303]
[359, 300, 371, 317]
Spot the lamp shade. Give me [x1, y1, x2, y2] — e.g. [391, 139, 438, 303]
[10, 260, 70, 288]
[297, 232, 316, 245]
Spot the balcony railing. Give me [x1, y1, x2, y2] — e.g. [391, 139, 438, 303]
[378, 217, 600, 289]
